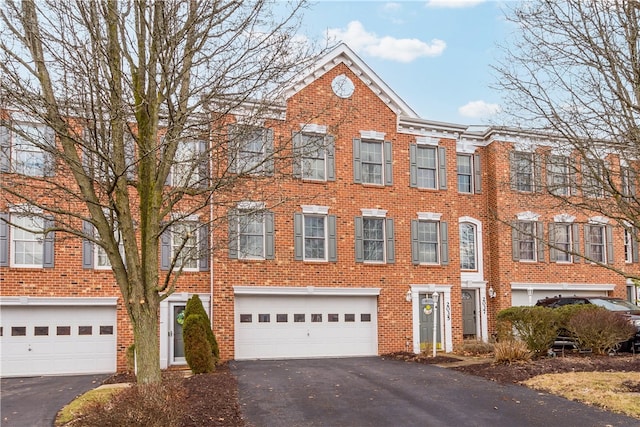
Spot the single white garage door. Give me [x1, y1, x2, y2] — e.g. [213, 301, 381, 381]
[235, 294, 378, 360]
[1, 305, 117, 377]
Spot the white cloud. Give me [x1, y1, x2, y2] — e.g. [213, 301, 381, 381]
[383, 2, 402, 12]
[326, 21, 446, 63]
[426, 0, 486, 8]
[458, 100, 501, 118]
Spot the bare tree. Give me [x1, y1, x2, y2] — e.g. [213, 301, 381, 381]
[493, 0, 640, 282]
[0, 0, 323, 383]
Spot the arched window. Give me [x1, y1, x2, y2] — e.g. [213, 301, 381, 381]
[459, 222, 477, 271]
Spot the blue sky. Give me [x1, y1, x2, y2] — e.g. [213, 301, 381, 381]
[296, 0, 514, 125]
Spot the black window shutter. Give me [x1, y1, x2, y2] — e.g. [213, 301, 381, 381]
[42, 216, 55, 268]
[354, 216, 364, 262]
[198, 224, 209, 271]
[512, 222, 520, 261]
[386, 218, 395, 263]
[82, 220, 95, 269]
[384, 141, 393, 186]
[326, 136, 336, 182]
[473, 153, 482, 194]
[353, 139, 362, 183]
[440, 221, 449, 265]
[228, 211, 238, 259]
[410, 219, 419, 265]
[0, 212, 9, 266]
[0, 125, 10, 173]
[438, 146, 447, 190]
[160, 228, 171, 270]
[328, 215, 337, 262]
[264, 211, 275, 260]
[409, 144, 417, 188]
[294, 212, 304, 261]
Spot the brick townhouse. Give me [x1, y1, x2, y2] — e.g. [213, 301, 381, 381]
[1, 44, 638, 377]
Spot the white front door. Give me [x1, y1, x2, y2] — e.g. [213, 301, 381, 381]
[169, 303, 186, 365]
[234, 294, 378, 360]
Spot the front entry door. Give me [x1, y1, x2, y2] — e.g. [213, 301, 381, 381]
[419, 294, 442, 352]
[170, 304, 186, 364]
[462, 290, 477, 338]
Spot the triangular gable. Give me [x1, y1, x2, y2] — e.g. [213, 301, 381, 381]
[285, 43, 419, 119]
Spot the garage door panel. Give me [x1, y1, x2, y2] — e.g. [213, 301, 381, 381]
[1, 306, 117, 377]
[235, 294, 378, 360]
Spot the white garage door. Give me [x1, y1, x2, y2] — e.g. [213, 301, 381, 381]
[235, 294, 378, 360]
[1, 305, 117, 377]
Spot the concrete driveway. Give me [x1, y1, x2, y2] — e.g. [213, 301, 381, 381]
[1, 374, 107, 427]
[233, 357, 637, 427]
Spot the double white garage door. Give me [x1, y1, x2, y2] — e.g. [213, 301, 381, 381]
[235, 292, 378, 360]
[1, 304, 117, 377]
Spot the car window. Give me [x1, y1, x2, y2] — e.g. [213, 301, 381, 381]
[588, 298, 640, 312]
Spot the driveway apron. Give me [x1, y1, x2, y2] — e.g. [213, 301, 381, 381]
[233, 357, 637, 427]
[1, 374, 106, 427]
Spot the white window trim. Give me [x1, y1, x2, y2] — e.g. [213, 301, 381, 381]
[237, 212, 266, 261]
[416, 136, 439, 146]
[362, 215, 387, 264]
[552, 223, 573, 264]
[302, 205, 329, 215]
[516, 211, 540, 221]
[417, 212, 442, 221]
[300, 123, 327, 134]
[9, 214, 44, 269]
[416, 220, 441, 265]
[171, 222, 199, 271]
[302, 214, 328, 262]
[361, 208, 387, 218]
[459, 216, 484, 282]
[553, 213, 576, 223]
[237, 201, 266, 211]
[624, 229, 633, 264]
[589, 215, 609, 225]
[360, 130, 385, 141]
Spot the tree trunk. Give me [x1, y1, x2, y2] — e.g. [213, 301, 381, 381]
[131, 302, 162, 384]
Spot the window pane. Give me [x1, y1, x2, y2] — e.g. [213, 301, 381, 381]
[361, 141, 383, 184]
[418, 221, 439, 263]
[12, 215, 44, 266]
[514, 152, 533, 192]
[417, 147, 437, 189]
[11, 327, 26, 336]
[311, 314, 322, 322]
[328, 313, 339, 322]
[301, 134, 326, 180]
[304, 215, 326, 260]
[57, 326, 71, 335]
[360, 313, 371, 322]
[100, 326, 114, 335]
[34, 326, 48, 336]
[459, 223, 476, 270]
[172, 222, 198, 269]
[238, 212, 264, 259]
[363, 218, 384, 261]
[457, 155, 472, 193]
[258, 314, 270, 323]
[276, 314, 288, 323]
[345, 314, 355, 322]
[78, 326, 92, 335]
[518, 222, 536, 261]
[13, 124, 48, 176]
[294, 313, 305, 322]
[240, 314, 252, 323]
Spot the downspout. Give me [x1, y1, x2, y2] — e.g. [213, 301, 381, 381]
[208, 127, 215, 337]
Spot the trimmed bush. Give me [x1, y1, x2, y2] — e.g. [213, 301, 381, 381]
[183, 314, 215, 374]
[184, 295, 220, 361]
[493, 339, 532, 364]
[455, 339, 494, 356]
[566, 307, 636, 354]
[496, 306, 560, 355]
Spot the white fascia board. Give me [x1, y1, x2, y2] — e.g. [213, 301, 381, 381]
[510, 283, 616, 292]
[285, 43, 419, 119]
[233, 286, 381, 296]
[0, 296, 119, 306]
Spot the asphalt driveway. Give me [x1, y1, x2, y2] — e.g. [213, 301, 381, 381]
[1, 374, 107, 427]
[232, 357, 637, 427]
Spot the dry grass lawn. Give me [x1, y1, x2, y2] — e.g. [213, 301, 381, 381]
[523, 372, 640, 419]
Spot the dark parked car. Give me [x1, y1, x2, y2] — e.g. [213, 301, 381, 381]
[535, 296, 640, 352]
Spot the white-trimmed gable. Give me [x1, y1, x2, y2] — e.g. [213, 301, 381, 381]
[285, 43, 419, 119]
